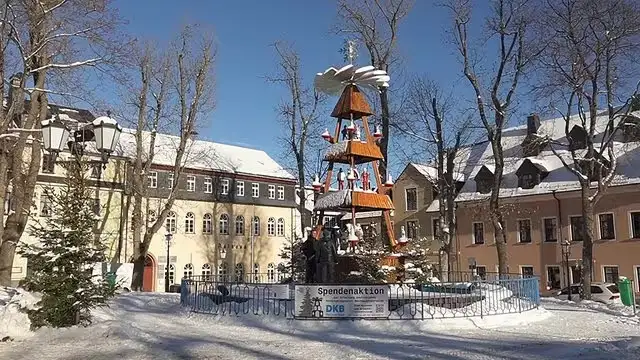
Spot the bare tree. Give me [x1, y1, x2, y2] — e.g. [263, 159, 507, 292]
[127, 27, 216, 291]
[394, 77, 469, 279]
[447, 0, 534, 276]
[268, 42, 324, 232]
[336, 0, 414, 245]
[533, 0, 640, 299]
[0, 0, 123, 285]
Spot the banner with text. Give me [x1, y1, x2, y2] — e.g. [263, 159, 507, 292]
[294, 285, 388, 319]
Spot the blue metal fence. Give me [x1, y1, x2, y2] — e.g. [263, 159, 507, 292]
[180, 274, 540, 320]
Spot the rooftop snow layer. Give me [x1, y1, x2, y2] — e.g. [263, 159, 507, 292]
[114, 129, 294, 180]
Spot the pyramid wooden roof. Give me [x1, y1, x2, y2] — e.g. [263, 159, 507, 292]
[324, 140, 384, 164]
[331, 84, 373, 119]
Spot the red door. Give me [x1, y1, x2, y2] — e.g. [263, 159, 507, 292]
[142, 256, 155, 292]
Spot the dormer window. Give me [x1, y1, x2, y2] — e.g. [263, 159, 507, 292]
[621, 115, 640, 142]
[576, 157, 611, 182]
[568, 125, 588, 150]
[474, 166, 494, 194]
[516, 158, 549, 189]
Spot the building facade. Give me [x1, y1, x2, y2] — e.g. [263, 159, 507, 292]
[7, 111, 298, 290]
[402, 110, 640, 294]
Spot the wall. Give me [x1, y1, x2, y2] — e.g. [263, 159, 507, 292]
[392, 165, 438, 242]
[457, 185, 640, 293]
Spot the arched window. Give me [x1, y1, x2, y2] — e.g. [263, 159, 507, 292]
[203, 213, 212, 234]
[235, 263, 244, 283]
[218, 262, 228, 282]
[185, 212, 195, 234]
[277, 218, 285, 237]
[267, 217, 276, 236]
[219, 214, 229, 235]
[235, 215, 244, 235]
[267, 263, 275, 283]
[201, 263, 212, 280]
[253, 263, 260, 282]
[165, 211, 176, 233]
[252, 216, 260, 236]
[166, 264, 176, 284]
[183, 263, 194, 279]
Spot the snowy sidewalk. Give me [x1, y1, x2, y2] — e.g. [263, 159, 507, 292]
[1, 293, 640, 359]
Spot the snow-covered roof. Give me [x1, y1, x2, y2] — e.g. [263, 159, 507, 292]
[410, 163, 465, 183]
[341, 210, 382, 220]
[115, 128, 294, 181]
[455, 110, 640, 202]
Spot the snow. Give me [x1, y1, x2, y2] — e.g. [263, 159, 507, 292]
[2, 293, 640, 358]
[454, 110, 640, 202]
[0, 287, 41, 340]
[114, 128, 295, 180]
[313, 189, 351, 210]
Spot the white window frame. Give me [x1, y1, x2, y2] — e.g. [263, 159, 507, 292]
[168, 173, 174, 189]
[202, 213, 212, 234]
[628, 211, 640, 239]
[268, 184, 276, 199]
[596, 212, 616, 240]
[541, 217, 558, 243]
[472, 222, 485, 245]
[277, 218, 285, 236]
[568, 215, 583, 241]
[404, 187, 418, 212]
[277, 185, 284, 200]
[545, 265, 562, 289]
[219, 179, 229, 195]
[252, 183, 260, 198]
[601, 265, 619, 283]
[267, 217, 276, 236]
[634, 265, 640, 292]
[519, 265, 535, 278]
[236, 181, 245, 197]
[517, 218, 532, 243]
[165, 211, 176, 234]
[475, 265, 487, 280]
[185, 212, 195, 234]
[204, 177, 213, 193]
[186, 175, 196, 192]
[148, 171, 157, 188]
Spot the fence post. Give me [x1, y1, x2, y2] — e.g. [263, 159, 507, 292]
[479, 280, 483, 319]
[518, 279, 522, 313]
[194, 280, 199, 312]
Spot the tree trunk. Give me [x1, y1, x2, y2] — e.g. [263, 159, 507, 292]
[491, 162, 509, 277]
[130, 248, 146, 292]
[130, 181, 144, 291]
[378, 87, 391, 246]
[0, 216, 20, 285]
[581, 186, 594, 300]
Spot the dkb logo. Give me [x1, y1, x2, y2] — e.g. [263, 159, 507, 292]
[326, 304, 345, 313]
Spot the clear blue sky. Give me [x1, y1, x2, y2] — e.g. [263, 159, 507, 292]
[112, 0, 495, 176]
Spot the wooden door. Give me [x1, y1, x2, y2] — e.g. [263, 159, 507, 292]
[142, 256, 155, 292]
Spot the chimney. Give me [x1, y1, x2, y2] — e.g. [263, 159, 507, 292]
[527, 113, 540, 135]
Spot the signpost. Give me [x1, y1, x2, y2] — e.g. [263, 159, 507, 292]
[294, 285, 388, 319]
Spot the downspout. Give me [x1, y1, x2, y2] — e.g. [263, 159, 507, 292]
[552, 190, 566, 288]
[552, 190, 563, 241]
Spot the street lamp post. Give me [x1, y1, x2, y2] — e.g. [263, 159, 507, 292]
[219, 246, 227, 282]
[561, 240, 572, 301]
[164, 232, 173, 292]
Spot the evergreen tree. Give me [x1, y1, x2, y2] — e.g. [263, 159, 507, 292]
[298, 288, 313, 316]
[18, 160, 114, 328]
[277, 234, 305, 281]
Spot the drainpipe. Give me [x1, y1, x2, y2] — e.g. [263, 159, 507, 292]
[552, 190, 568, 288]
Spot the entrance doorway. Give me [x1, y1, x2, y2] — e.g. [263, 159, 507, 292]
[142, 254, 156, 292]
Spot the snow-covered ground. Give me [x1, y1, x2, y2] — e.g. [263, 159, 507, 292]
[1, 293, 640, 359]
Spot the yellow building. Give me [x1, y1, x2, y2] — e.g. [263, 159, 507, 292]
[8, 109, 298, 291]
